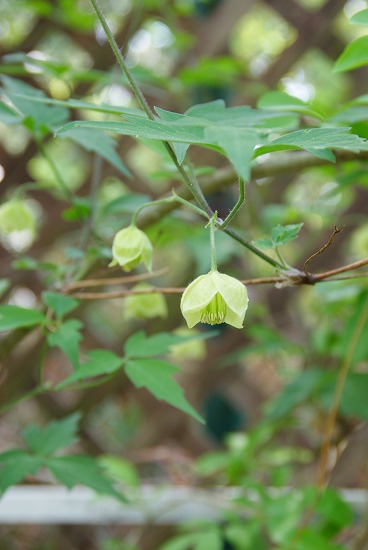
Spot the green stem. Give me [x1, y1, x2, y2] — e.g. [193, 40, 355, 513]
[275, 247, 288, 269]
[89, 0, 213, 217]
[132, 196, 175, 226]
[208, 213, 218, 271]
[221, 225, 283, 269]
[70, 154, 104, 281]
[171, 191, 209, 219]
[0, 385, 46, 416]
[221, 178, 245, 229]
[132, 192, 209, 226]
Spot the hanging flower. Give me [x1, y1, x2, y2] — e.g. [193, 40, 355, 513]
[180, 270, 248, 329]
[109, 225, 153, 272]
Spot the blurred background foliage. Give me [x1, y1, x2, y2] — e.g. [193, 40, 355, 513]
[1, 0, 368, 549]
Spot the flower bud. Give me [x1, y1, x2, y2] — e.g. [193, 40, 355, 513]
[180, 270, 248, 329]
[124, 283, 167, 320]
[110, 225, 153, 272]
[0, 200, 36, 236]
[169, 327, 207, 362]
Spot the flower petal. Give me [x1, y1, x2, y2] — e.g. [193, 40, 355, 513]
[211, 271, 248, 323]
[180, 273, 218, 327]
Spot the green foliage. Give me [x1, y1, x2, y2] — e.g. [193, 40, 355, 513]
[0, 305, 45, 332]
[42, 291, 79, 319]
[254, 223, 304, 250]
[47, 319, 83, 368]
[124, 331, 206, 422]
[0, 414, 125, 502]
[56, 349, 124, 389]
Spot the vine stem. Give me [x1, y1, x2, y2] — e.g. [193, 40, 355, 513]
[316, 299, 368, 488]
[89, 0, 213, 217]
[208, 213, 218, 271]
[131, 192, 208, 226]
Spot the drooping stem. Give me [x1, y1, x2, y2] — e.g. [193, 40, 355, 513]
[131, 193, 209, 226]
[221, 178, 245, 229]
[89, 0, 213, 217]
[208, 213, 218, 271]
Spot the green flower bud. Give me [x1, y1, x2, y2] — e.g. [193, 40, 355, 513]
[180, 270, 248, 329]
[124, 283, 167, 320]
[110, 225, 153, 272]
[0, 200, 36, 235]
[170, 327, 207, 362]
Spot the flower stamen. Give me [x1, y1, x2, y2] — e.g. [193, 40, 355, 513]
[200, 293, 226, 325]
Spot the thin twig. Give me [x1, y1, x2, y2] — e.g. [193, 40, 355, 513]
[63, 267, 169, 291]
[71, 287, 185, 300]
[304, 225, 345, 277]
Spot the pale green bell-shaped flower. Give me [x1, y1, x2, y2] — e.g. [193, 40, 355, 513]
[124, 283, 167, 320]
[0, 200, 36, 236]
[110, 225, 153, 272]
[180, 270, 248, 329]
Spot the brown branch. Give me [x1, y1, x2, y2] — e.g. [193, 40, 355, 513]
[313, 257, 368, 282]
[63, 267, 169, 291]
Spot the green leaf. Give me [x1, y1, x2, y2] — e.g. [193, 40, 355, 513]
[98, 455, 139, 487]
[1, 76, 69, 132]
[253, 223, 303, 251]
[265, 369, 329, 419]
[59, 127, 131, 177]
[272, 127, 367, 152]
[101, 193, 150, 215]
[257, 91, 324, 120]
[340, 373, 368, 420]
[271, 223, 304, 246]
[47, 319, 83, 368]
[334, 36, 368, 72]
[350, 9, 368, 26]
[160, 530, 222, 550]
[56, 117, 207, 145]
[124, 330, 205, 358]
[22, 413, 81, 455]
[252, 237, 274, 250]
[316, 487, 353, 532]
[125, 358, 204, 422]
[153, 533, 196, 550]
[0, 450, 41, 493]
[56, 349, 124, 389]
[0, 101, 21, 124]
[46, 455, 126, 502]
[204, 126, 258, 181]
[0, 305, 45, 332]
[155, 106, 190, 164]
[42, 291, 79, 319]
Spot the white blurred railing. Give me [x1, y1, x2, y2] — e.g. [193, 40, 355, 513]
[0, 486, 366, 524]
